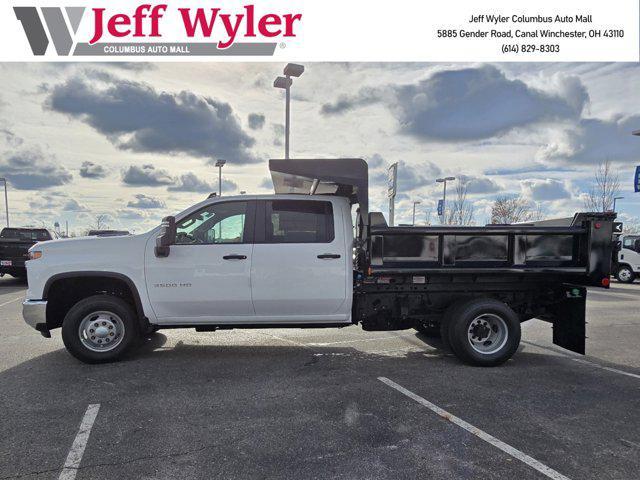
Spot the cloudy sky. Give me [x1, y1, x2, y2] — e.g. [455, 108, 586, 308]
[0, 62, 639, 233]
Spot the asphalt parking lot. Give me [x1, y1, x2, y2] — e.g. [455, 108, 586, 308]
[1, 276, 639, 480]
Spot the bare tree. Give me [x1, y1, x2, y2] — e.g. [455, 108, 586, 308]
[624, 222, 640, 235]
[92, 214, 108, 231]
[445, 179, 475, 226]
[490, 195, 537, 224]
[530, 202, 546, 222]
[584, 160, 620, 212]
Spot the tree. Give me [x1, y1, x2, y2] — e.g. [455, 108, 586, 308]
[490, 195, 538, 224]
[584, 160, 620, 212]
[445, 179, 475, 225]
[92, 214, 108, 231]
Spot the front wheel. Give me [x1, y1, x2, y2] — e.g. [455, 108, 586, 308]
[616, 266, 635, 283]
[62, 295, 140, 364]
[447, 298, 521, 367]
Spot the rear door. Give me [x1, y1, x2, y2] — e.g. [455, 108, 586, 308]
[250, 198, 349, 320]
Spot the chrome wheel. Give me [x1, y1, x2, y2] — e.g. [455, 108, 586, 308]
[618, 268, 632, 282]
[467, 313, 508, 355]
[78, 311, 125, 352]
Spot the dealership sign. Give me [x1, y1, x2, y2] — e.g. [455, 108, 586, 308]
[10, 2, 302, 57]
[0, 0, 638, 61]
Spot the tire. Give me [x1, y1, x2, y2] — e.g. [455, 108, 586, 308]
[414, 323, 440, 337]
[143, 324, 161, 336]
[447, 298, 521, 367]
[616, 265, 635, 283]
[61, 295, 140, 364]
[438, 303, 462, 352]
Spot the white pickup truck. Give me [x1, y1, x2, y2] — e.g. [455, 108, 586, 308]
[23, 159, 617, 366]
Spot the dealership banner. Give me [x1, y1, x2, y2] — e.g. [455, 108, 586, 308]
[0, 0, 638, 61]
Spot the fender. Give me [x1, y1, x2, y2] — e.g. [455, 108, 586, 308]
[43, 271, 146, 321]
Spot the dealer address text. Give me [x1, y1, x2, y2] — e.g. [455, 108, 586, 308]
[436, 14, 625, 55]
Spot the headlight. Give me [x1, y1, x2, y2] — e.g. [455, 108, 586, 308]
[28, 250, 43, 260]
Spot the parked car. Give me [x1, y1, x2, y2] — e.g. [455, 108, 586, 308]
[0, 228, 56, 279]
[22, 159, 616, 366]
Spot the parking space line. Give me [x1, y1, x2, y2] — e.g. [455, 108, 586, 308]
[59, 404, 101, 480]
[571, 358, 640, 380]
[522, 341, 640, 381]
[378, 377, 571, 480]
[0, 296, 23, 308]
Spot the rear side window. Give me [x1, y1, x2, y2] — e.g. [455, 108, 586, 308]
[266, 200, 334, 243]
[0, 229, 50, 241]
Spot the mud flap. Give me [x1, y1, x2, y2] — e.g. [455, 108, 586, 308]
[549, 285, 586, 355]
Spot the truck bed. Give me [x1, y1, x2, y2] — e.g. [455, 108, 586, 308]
[365, 212, 616, 288]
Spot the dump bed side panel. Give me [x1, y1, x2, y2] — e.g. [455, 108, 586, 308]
[365, 213, 616, 289]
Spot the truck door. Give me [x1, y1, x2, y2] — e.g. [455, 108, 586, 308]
[250, 199, 350, 320]
[145, 200, 255, 321]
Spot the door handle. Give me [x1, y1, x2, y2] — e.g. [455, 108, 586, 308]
[223, 254, 247, 260]
[317, 253, 341, 259]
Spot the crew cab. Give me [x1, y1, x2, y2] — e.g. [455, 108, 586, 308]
[1, 227, 56, 278]
[612, 234, 640, 283]
[23, 159, 616, 366]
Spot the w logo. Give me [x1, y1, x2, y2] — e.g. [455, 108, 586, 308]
[14, 7, 84, 55]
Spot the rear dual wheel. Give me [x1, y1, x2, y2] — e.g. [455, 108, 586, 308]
[441, 298, 521, 367]
[414, 323, 440, 337]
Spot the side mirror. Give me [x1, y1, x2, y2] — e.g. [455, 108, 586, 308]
[155, 216, 176, 258]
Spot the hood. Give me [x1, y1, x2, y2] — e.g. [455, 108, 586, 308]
[32, 231, 154, 253]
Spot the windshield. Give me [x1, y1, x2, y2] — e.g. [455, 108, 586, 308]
[0, 228, 51, 241]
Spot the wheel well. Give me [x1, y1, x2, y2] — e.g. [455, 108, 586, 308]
[45, 275, 144, 330]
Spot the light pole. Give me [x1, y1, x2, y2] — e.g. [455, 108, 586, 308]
[412, 201, 421, 226]
[273, 63, 304, 159]
[0, 177, 8, 227]
[215, 159, 226, 196]
[436, 176, 455, 223]
[613, 196, 624, 212]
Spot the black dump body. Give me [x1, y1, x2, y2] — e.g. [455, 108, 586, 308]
[0, 228, 53, 277]
[268, 158, 617, 355]
[356, 211, 616, 355]
[365, 211, 616, 288]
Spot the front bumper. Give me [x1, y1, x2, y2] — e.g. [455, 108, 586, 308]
[23, 300, 47, 331]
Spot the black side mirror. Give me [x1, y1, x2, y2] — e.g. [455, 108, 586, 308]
[155, 216, 176, 258]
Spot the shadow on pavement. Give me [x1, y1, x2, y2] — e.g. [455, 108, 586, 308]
[2, 331, 640, 480]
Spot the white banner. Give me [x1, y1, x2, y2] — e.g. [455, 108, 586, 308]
[0, 0, 638, 61]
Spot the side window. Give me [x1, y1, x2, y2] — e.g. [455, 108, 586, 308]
[175, 201, 247, 245]
[266, 200, 334, 243]
[623, 237, 638, 249]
